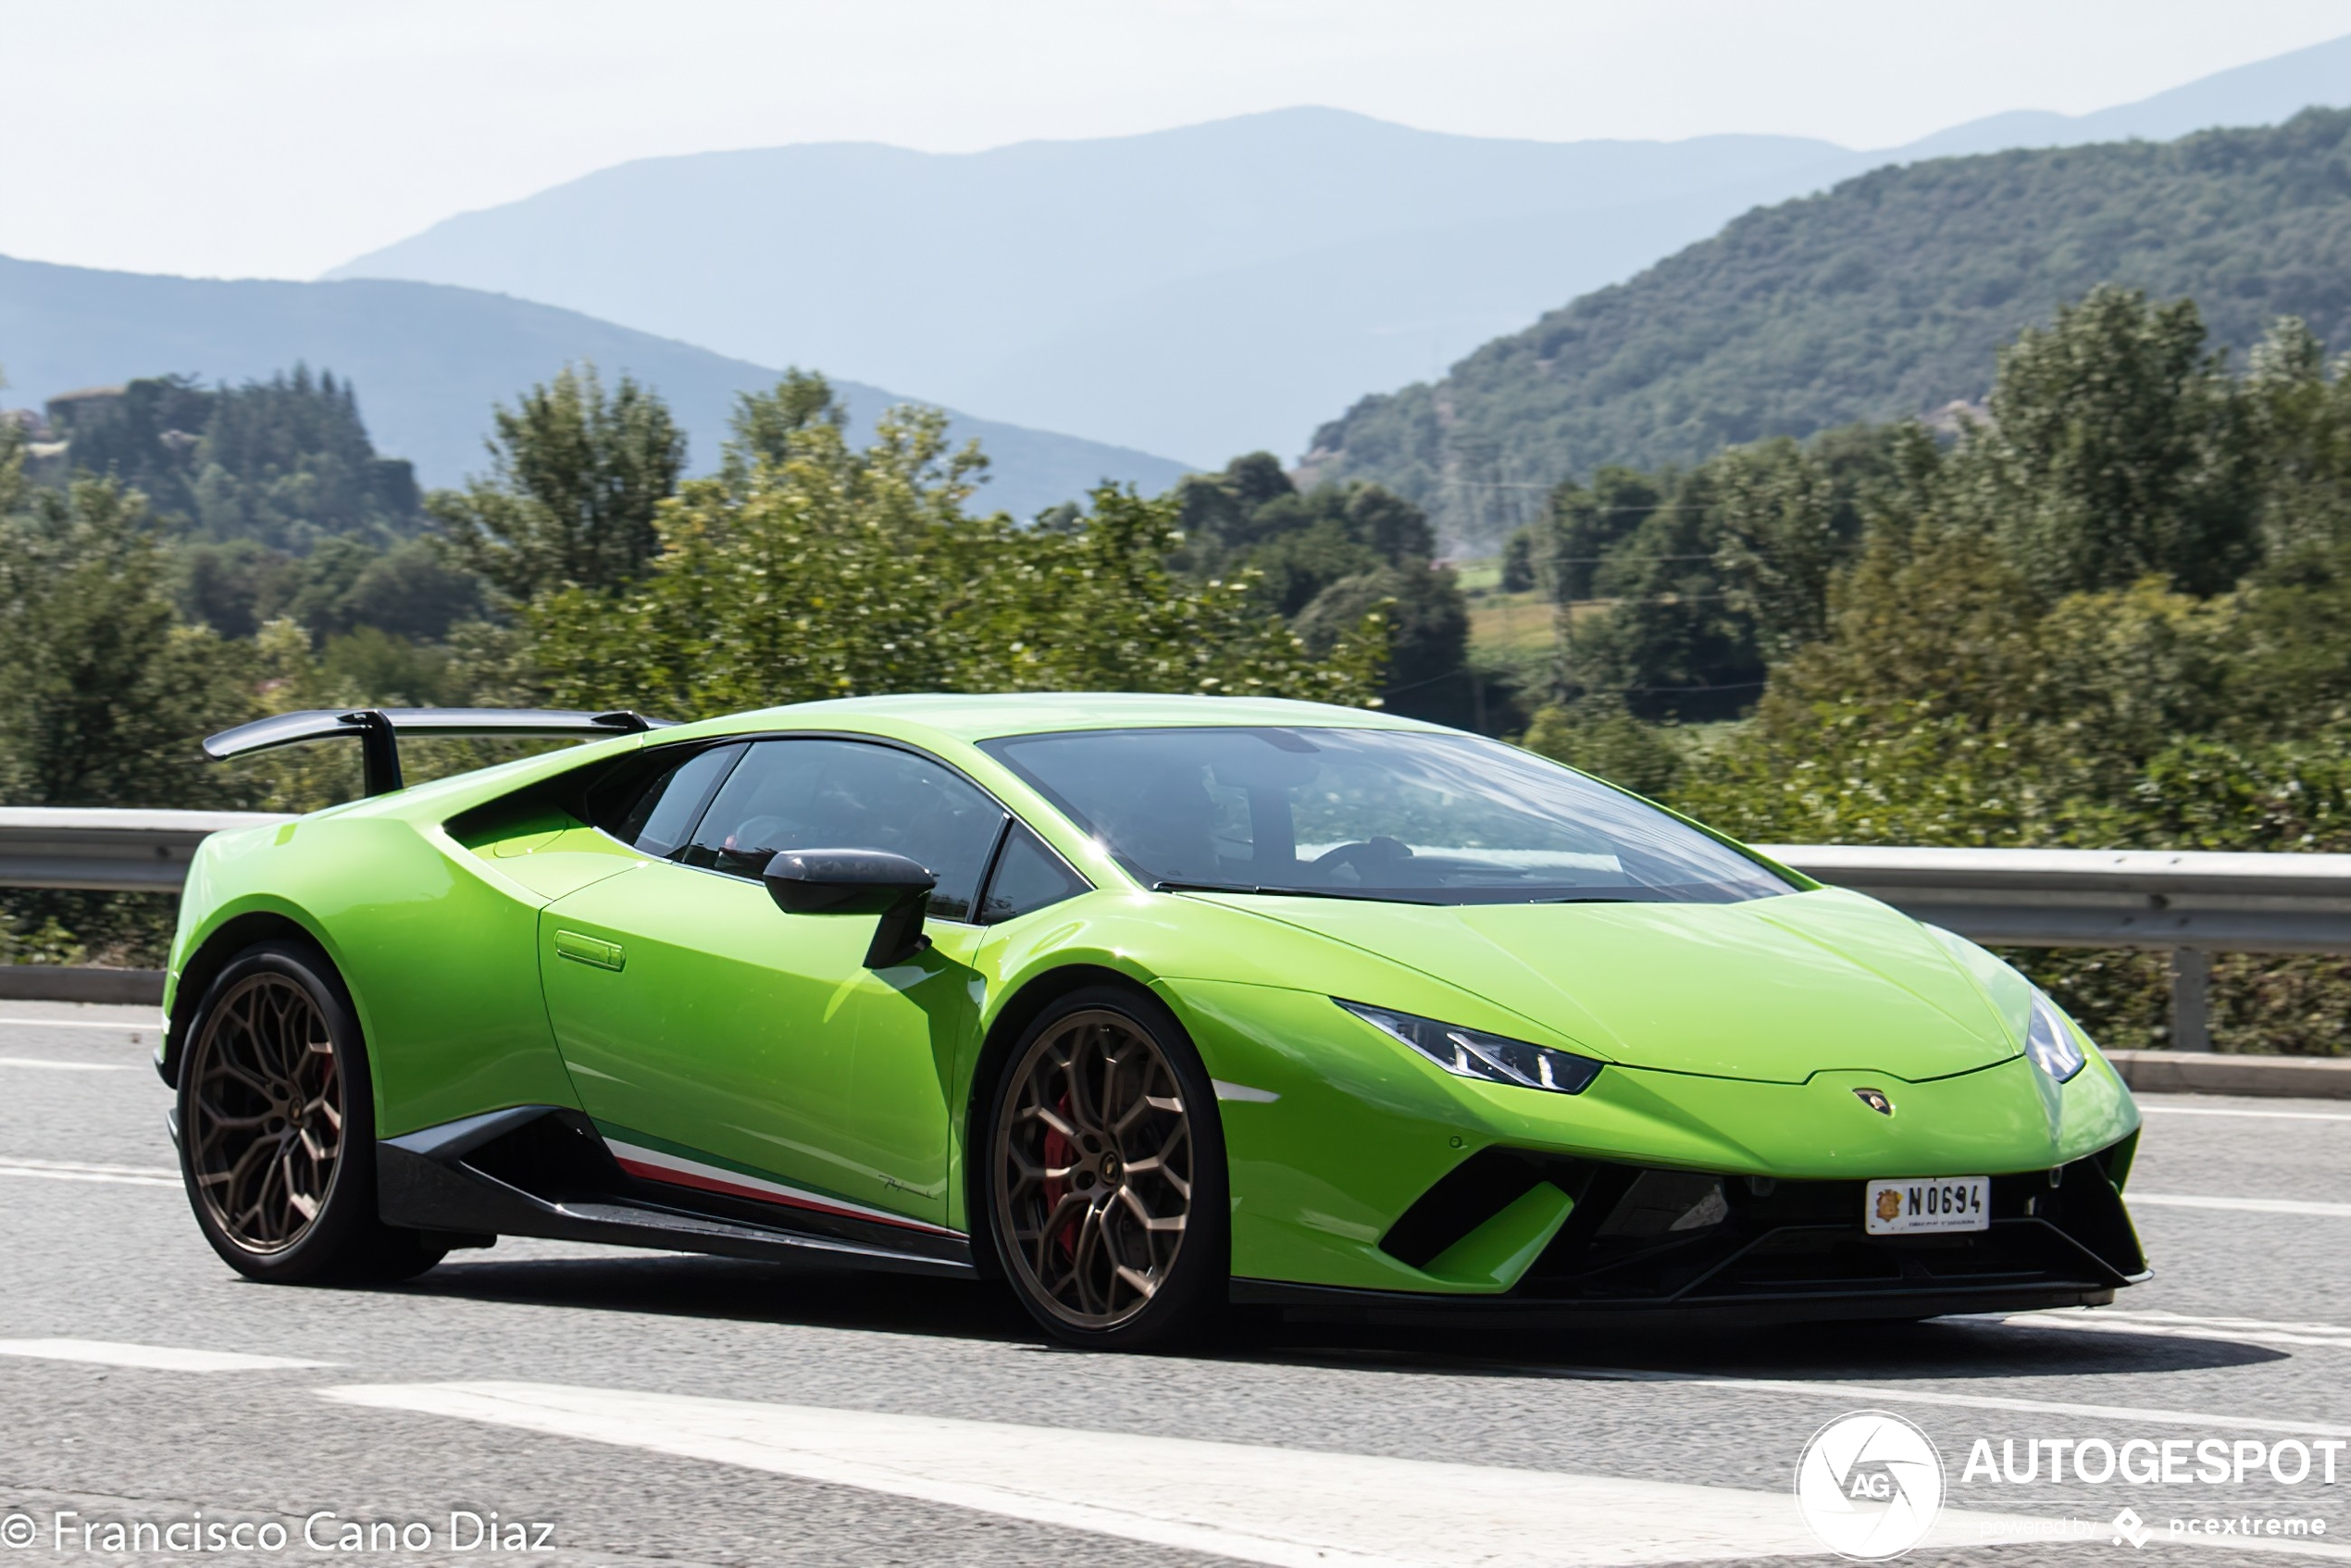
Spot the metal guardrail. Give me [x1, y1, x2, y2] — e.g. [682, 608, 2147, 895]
[1754, 846, 2351, 1052]
[0, 813, 2338, 1050]
[1758, 844, 2351, 955]
[0, 808, 292, 892]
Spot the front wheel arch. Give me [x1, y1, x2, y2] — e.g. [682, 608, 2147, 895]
[963, 964, 1144, 1269]
[976, 979, 1230, 1348]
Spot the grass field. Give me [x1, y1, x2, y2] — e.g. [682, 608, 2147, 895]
[1469, 593, 1555, 656]
[1457, 555, 1617, 663]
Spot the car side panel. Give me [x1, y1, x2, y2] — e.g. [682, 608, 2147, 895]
[538, 859, 978, 1228]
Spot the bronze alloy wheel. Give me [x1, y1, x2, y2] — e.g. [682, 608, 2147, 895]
[994, 1007, 1195, 1330]
[185, 972, 346, 1254]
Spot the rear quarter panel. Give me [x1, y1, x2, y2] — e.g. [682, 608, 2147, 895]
[171, 810, 618, 1139]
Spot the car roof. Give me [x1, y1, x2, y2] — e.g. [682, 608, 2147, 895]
[681, 691, 1448, 745]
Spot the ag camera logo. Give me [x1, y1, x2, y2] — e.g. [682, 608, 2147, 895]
[1796, 1411, 1947, 1559]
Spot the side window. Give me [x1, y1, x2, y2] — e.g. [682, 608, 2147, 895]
[681, 739, 1007, 920]
[980, 822, 1090, 924]
[613, 744, 744, 858]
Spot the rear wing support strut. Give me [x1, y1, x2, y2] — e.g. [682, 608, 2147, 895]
[202, 708, 671, 797]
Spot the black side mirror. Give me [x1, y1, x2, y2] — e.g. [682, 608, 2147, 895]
[761, 849, 937, 967]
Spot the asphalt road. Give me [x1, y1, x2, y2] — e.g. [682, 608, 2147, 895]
[2, 1000, 2347, 1567]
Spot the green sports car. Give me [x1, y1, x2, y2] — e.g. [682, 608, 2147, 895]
[162, 693, 2146, 1349]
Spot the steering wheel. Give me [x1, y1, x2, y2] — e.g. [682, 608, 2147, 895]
[1309, 836, 1414, 877]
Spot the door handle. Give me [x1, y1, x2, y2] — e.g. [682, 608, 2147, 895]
[554, 930, 626, 972]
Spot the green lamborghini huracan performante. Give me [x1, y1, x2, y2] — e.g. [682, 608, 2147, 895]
[162, 694, 2146, 1349]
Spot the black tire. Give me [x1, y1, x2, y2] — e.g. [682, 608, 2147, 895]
[984, 985, 1228, 1350]
[176, 940, 445, 1285]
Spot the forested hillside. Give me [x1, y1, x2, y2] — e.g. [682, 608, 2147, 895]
[32, 368, 421, 549]
[1309, 108, 2351, 544]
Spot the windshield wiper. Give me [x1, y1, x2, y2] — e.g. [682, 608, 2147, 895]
[1151, 880, 1442, 905]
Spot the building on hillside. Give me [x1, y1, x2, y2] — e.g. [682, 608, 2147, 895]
[43, 385, 128, 438]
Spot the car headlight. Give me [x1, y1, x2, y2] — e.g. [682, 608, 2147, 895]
[1336, 1000, 1603, 1095]
[2025, 989, 2087, 1083]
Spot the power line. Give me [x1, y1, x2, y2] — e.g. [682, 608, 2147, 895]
[1378, 664, 1768, 700]
[1470, 590, 1747, 616]
[1584, 678, 1768, 696]
[1539, 552, 1729, 565]
[1437, 484, 1727, 511]
[1543, 591, 1744, 607]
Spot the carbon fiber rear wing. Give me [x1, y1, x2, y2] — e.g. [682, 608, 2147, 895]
[203, 707, 671, 796]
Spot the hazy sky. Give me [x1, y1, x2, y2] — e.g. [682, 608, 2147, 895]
[5, 0, 2349, 281]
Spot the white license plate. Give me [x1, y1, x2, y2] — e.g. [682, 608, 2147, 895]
[1865, 1176, 1990, 1235]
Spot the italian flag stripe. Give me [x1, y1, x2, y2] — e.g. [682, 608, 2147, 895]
[597, 1129, 961, 1239]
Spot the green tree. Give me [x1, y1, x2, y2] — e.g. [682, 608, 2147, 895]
[1519, 429, 1890, 719]
[1971, 287, 2259, 598]
[1559, 462, 1761, 719]
[50, 369, 421, 550]
[0, 367, 23, 517]
[1173, 453, 1472, 723]
[340, 538, 486, 641]
[429, 364, 686, 604]
[0, 479, 255, 807]
[1171, 451, 1300, 566]
[1536, 467, 1662, 603]
[1520, 697, 1685, 800]
[1711, 439, 1852, 661]
[528, 377, 1384, 718]
[2242, 317, 2351, 564]
[175, 535, 485, 644]
[1294, 563, 1467, 710]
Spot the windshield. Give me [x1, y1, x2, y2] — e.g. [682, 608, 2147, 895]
[979, 726, 1791, 905]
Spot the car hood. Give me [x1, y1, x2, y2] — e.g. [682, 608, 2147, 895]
[1185, 886, 2020, 1085]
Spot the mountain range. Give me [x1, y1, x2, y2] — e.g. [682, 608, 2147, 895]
[328, 34, 2351, 467]
[0, 253, 1187, 517]
[1306, 106, 2351, 543]
[12, 32, 2351, 532]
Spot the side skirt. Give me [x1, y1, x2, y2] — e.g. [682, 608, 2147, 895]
[377, 1105, 974, 1279]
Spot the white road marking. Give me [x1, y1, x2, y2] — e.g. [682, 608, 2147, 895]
[0, 1016, 155, 1032]
[0, 1056, 138, 1071]
[322, 1380, 2105, 1567]
[0, 1156, 178, 1188]
[1976, 1310, 2351, 1350]
[2131, 1191, 2351, 1218]
[2141, 1105, 2351, 1124]
[1549, 1367, 2351, 1440]
[0, 1339, 327, 1372]
[0, 1167, 175, 1188]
